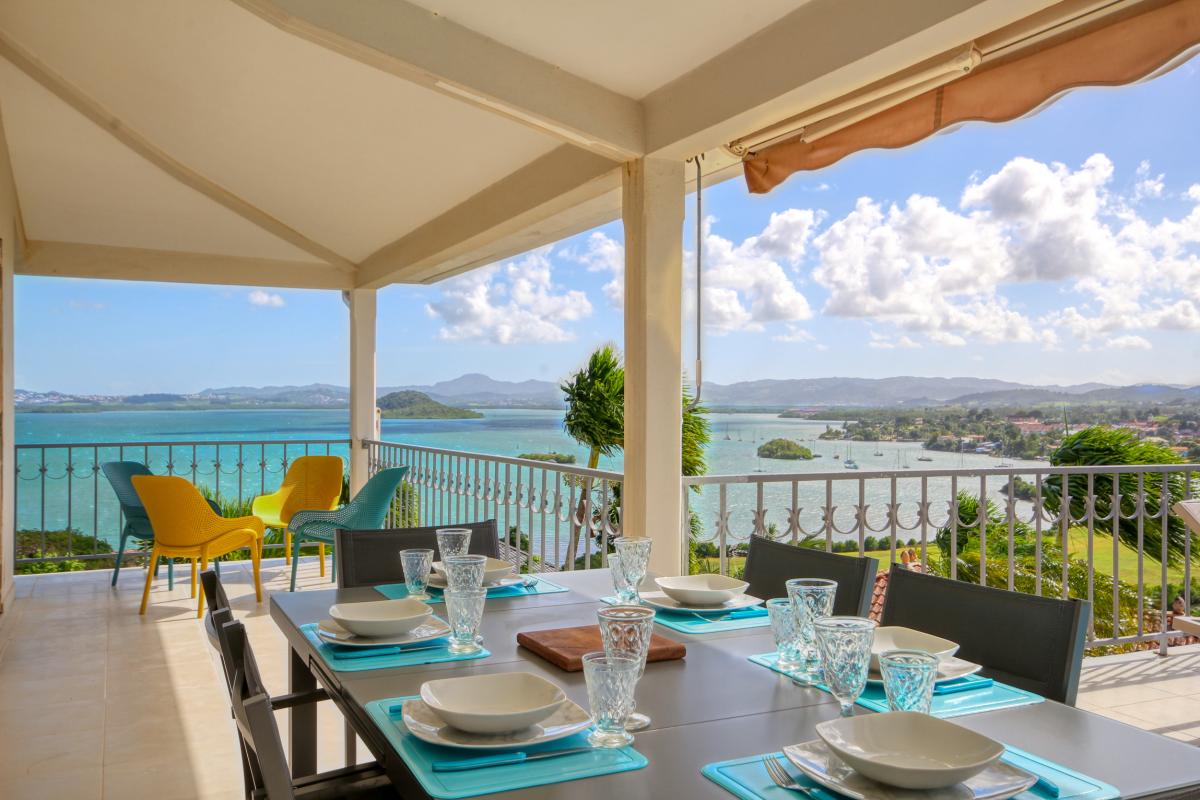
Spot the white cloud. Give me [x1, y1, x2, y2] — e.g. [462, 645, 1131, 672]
[867, 331, 919, 350]
[425, 247, 592, 344]
[1105, 334, 1152, 350]
[569, 231, 625, 308]
[773, 325, 815, 343]
[1133, 160, 1165, 201]
[248, 290, 284, 308]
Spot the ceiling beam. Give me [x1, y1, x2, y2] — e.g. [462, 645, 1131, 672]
[0, 30, 354, 270]
[355, 145, 619, 288]
[642, 0, 1056, 158]
[20, 241, 353, 290]
[232, 0, 644, 161]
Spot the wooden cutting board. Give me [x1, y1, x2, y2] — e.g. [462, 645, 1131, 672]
[517, 624, 685, 672]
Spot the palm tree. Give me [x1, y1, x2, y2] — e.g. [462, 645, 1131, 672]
[1042, 426, 1197, 565]
[561, 345, 624, 565]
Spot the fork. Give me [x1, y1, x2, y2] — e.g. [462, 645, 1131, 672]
[763, 753, 815, 796]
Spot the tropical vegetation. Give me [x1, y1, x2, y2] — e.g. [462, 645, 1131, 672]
[377, 390, 482, 419]
[757, 438, 814, 460]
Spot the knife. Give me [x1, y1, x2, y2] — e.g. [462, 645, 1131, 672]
[431, 747, 597, 772]
[933, 677, 994, 695]
[689, 607, 769, 622]
[326, 641, 446, 659]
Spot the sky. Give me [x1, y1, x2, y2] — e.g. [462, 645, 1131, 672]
[16, 57, 1200, 395]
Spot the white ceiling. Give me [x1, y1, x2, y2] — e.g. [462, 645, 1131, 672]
[0, 0, 559, 263]
[406, 0, 807, 99]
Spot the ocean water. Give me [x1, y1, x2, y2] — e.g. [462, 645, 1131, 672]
[15, 408, 1039, 555]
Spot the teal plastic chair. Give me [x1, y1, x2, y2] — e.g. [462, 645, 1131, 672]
[286, 466, 410, 592]
[101, 461, 222, 589]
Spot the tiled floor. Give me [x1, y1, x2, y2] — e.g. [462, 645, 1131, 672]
[1, 561, 1197, 799]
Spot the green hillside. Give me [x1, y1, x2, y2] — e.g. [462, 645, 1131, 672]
[377, 391, 483, 419]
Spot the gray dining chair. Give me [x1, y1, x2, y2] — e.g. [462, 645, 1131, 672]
[214, 615, 397, 799]
[334, 520, 501, 589]
[880, 564, 1090, 705]
[741, 534, 878, 616]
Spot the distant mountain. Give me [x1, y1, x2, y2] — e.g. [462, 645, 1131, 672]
[951, 383, 1200, 406]
[387, 373, 562, 407]
[704, 376, 1113, 407]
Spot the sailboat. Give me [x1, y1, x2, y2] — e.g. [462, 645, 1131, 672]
[873, 446, 884, 457]
[916, 451, 933, 462]
[844, 445, 859, 470]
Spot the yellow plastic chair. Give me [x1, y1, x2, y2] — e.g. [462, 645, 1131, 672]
[132, 475, 264, 617]
[252, 455, 343, 575]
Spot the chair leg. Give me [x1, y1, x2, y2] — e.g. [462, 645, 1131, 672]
[139, 545, 159, 614]
[252, 540, 263, 602]
[289, 536, 302, 593]
[214, 558, 221, 577]
[111, 533, 128, 587]
[166, 558, 174, 590]
[319, 543, 326, 577]
[198, 549, 209, 618]
[284, 529, 291, 564]
[330, 543, 336, 584]
[190, 559, 198, 598]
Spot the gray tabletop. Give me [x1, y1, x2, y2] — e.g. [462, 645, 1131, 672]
[270, 569, 1200, 800]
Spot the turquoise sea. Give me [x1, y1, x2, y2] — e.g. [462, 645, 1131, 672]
[15, 408, 1039, 556]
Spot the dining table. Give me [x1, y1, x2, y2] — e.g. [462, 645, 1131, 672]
[270, 568, 1200, 800]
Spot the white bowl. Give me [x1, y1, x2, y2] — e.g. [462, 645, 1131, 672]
[328, 598, 432, 638]
[816, 711, 1004, 790]
[654, 574, 749, 606]
[870, 626, 958, 671]
[420, 672, 566, 734]
[432, 556, 515, 585]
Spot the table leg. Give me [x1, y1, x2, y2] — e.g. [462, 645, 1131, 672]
[288, 645, 317, 778]
[344, 719, 357, 765]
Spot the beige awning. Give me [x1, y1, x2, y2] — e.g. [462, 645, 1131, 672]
[743, 0, 1200, 194]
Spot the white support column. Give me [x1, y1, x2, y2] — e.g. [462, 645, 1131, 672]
[347, 288, 377, 494]
[622, 158, 685, 576]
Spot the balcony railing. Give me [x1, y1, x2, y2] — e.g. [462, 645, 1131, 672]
[365, 439, 621, 572]
[14, 438, 351, 565]
[685, 464, 1199, 651]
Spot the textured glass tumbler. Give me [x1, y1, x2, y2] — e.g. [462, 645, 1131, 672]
[436, 527, 472, 560]
[443, 554, 487, 590]
[611, 538, 652, 604]
[880, 649, 938, 714]
[598, 605, 655, 731]
[443, 587, 486, 655]
[785, 578, 837, 685]
[766, 598, 804, 672]
[582, 652, 639, 748]
[399, 548, 433, 601]
[814, 616, 876, 716]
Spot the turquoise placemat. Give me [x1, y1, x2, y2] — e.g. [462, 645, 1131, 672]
[600, 595, 771, 634]
[703, 747, 1118, 800]
[749, 652, 1044, 717]
[366, 696, 647, 800]
[300, 623, 489, 672]
[376, 577, 569, 604]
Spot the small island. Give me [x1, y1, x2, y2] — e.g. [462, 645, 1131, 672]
[757, 438, 814, 460]
[519, 452, 577, 464]
[377, 390, 483, 419]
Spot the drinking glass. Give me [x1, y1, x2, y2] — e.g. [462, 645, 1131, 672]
[814, 616, 876, 716]
[611, 538, 652, 604]
[443, 587, 486, 655]
[436, 527, 472, 560]
[581, 652, 640, 748]
[443, 554, 487, 590]
[785, 578, 837, 685]
[399, 548, 434, 601]
[766, 598, 804, 672]
[598, 605, 655, 730]
[879, 649, 938, 714]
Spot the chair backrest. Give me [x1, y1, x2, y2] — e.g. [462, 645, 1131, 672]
[200, 568, 233, 649]
[131, 475, 220, 547]
[880, 564, 1090, 704]
[335, 519, 500, 588]
[742, 535, 878, 616]
[342, 467, 411, 528]
[277, 455, 344, 521]
[216, 619, 292, 799]
[101, 461, 155, 532]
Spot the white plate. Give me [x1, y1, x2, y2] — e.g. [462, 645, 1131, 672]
[654, 574, 749, 606]
[815, 712, 1006, 790]
[420, 672, 566, 734]
[401, 697, 592, 750]
[871, 626, 959, 671]
[316, 616, 450, 648]
[867, 655, 983, 685]
[329, 598, 433, 638]
[432, 557, 515, 584]
[637, 591, 764, 615]
[783, 738, 1035, 800]
[426, 573, 523, 590]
